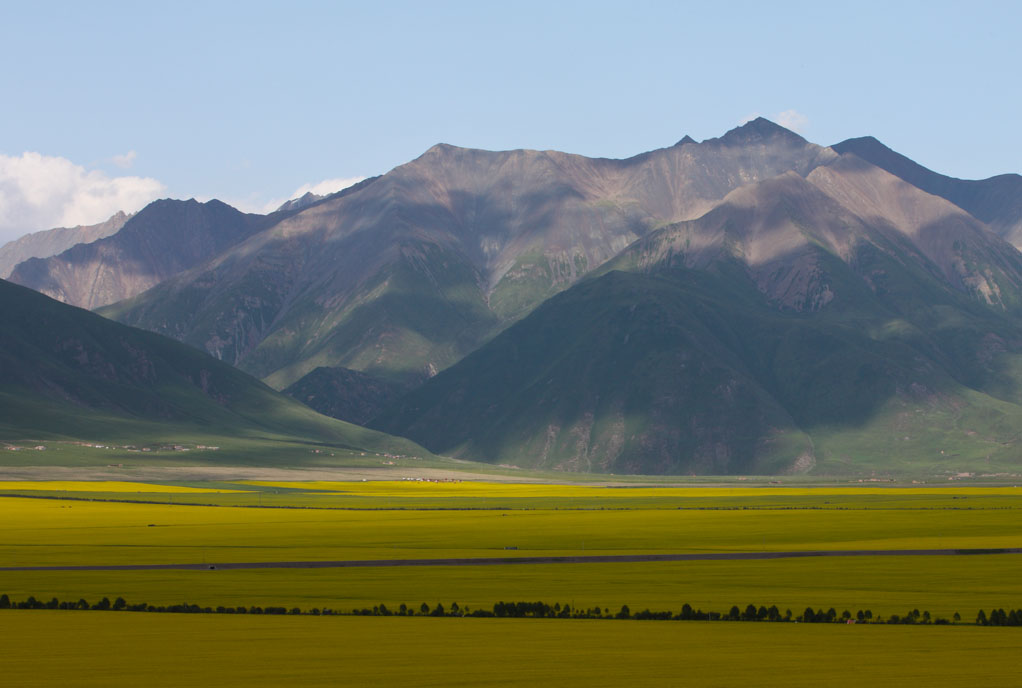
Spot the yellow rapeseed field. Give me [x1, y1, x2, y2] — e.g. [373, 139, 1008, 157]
[2, 612, 1020, 687]
[1, 480, 1021, 619]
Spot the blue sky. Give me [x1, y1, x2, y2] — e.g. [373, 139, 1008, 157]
[1, 0, 1019, 242]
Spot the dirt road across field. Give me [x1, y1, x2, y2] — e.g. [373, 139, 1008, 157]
[3, 548, 1021, 572]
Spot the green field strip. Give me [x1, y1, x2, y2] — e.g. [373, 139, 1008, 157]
[4, 547, 1022, 572]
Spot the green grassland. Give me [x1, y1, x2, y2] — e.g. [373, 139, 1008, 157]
[3, 613, 1021, 687]
[0, 436, 445, 469]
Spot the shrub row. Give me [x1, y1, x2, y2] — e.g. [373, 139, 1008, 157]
[3, 594, 1016, 626]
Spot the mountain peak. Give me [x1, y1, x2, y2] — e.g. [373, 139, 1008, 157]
[275, 191, 323, 214]
[831, 136, 891, 159]
[423, 142, 465, 157]
[675, 135, 697, 146]
[717, 117, 805, 146]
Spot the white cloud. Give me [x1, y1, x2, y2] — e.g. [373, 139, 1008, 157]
[290, 176, 365, 199]
[110, 150, 137, 169]
[775, 109, 810, 134]
[0, 152, 165, 244]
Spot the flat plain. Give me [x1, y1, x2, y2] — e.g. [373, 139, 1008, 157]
[1, 478, 1021, 686]
[3, 612, 1021, 687]
[2, 480, 1021, 616]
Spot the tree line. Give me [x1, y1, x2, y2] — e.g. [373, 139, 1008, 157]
[3, 593, 1021, 626]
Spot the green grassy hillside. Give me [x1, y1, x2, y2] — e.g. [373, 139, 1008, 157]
[0, 279, 430, 464]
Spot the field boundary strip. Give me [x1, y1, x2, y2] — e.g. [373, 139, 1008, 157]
[3, 547, 1021, 572]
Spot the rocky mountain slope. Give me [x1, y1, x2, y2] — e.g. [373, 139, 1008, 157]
[101, 119, 838, 390]
[833, 136, 1022, 247]
[8, 199, 275, 310]
[373, 154, 1022, 474]
[0, 211, 130, 278]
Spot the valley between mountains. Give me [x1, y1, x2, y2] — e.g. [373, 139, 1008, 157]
[5, 118, 1022, 476]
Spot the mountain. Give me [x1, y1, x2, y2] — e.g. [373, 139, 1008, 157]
[7, 199, 274, 310]
[283, 366, 404, 425]
[372, 155, 1022, 475]
[0, 278, 427, 461]
[0, 212, 130, 279]
[832, 136, 1022, 247]
[101, 118, 837, 390]
[275, 191, 325, 213]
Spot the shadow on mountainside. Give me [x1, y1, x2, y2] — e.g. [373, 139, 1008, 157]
[372, 239, 1022, 475]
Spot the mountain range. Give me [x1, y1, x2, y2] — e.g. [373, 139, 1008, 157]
[6, 118, 1022, 475]
[97, 119, 835, 392]
[374, 157, 1022, 473]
